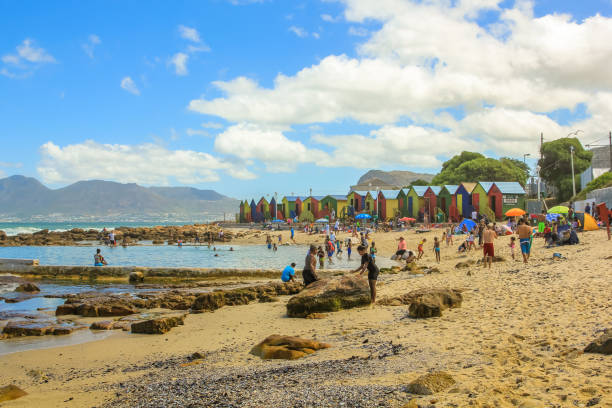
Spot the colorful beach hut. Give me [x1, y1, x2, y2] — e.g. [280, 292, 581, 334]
[424, 186, 441, 220]
[282, 196, 300, 219]
[494, 182, 527, 215]
[363, 191, 377, 215]
[440, 185, 460, 222]
[477, 182, 502, 220]
[320, 195, 347, 220]
[456, 183, 476, 219]
[396, 189, 407, 217]
[302, 196, 325, 219]
[406, 186, 428, 219]
[377, 190, 400, 220]
[256, 197, 269, 222]
[250, 199, 257, 222]
[243, 200, 251, 222]
[347, 190, 364, 213]
[470, 183, 490, 216]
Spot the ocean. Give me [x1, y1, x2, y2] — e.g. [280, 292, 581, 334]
[0, 221, 200, 236]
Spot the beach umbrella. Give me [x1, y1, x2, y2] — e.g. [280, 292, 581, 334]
[505, 208, 526, 217]
[457, 218, 476, 232]
[548, 205, 569, 214]
[355, 213, 372, 220]
[271, 219, 284, 223]
[545, 213, 561, 222]
[399, 217, 415, 222]
[315, 218, 329, 223]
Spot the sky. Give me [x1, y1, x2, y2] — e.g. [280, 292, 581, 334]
[1, 0, 612, 200]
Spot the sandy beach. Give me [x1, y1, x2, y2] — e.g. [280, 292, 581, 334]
[0, 226, 610, 407]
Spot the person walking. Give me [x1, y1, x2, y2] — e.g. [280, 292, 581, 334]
[482, 223, 497, 269]
[352, 245, 379, 304]
[516, 219, 533, 264]
[302, 245, 319, 285]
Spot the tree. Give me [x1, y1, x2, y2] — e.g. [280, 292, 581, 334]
[432, 152, 529, 185]
[409, 179, 429, 187]
[539, 138, 592, 201]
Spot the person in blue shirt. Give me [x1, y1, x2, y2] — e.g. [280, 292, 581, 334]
[281, 263, 297, 282]
[290, 226, 295, 243]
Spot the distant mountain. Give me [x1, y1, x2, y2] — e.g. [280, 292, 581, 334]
[356, 170, 435, 188]
[0, 175, 239, 221]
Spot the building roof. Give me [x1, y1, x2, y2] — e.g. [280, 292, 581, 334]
[428, 186, 442, 195]
[307, 195, 326, 200]
[443, 185, 459, 194]
[411, 186, 429, 196]
[493, 182, 526, 194]
[461, 182, 477, 193]
[478, 182, 495, 193]
[324, 195, 347, 200]
[379, 189, 399, 198]
[283, 196, 300, 202]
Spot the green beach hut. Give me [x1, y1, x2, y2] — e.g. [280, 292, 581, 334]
[494, 182, 527, 215]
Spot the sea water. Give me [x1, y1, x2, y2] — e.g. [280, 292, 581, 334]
[0, 221, 195, 236]
[0, 244, 394, 270]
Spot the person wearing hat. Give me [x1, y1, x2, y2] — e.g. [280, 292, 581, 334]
[395, 237, 407, 257]
[482, 223, 498, 270]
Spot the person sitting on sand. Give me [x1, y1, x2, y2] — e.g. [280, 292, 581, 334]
[404, 250, 416, 264]
[94, 248, 107, 266]
[395, 237, 407, 257]
[458, 240, 468, 253]
[281, 263, 297, 282]
[351, 245, 379, 304]
[302, 245, 319, 285]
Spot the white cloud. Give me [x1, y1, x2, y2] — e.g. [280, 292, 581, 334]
[11, 39, 55, 63]
[120, 76, 140, 95]
[82, 34, 101, 59]
[186, 128, 211, 137]
[348, 26, 369, 36]
[321, 14, 341, 23]
[226, 0, 266, 5]
[186, 44, 211, 53]
[37, 141, 254, 185]
[178, 25, 201, 43]
[2, 39, 55, 78]
[169, 52, 189, 75]
[201, 122, 224, 129]
[289, 26, 308, 38]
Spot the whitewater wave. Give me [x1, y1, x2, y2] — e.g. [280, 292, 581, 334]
[1, 227, 103, 237]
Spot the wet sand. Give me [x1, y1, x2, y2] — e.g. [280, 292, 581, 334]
[0, 227, 610, 407]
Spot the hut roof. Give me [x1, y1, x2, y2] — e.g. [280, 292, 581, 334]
[461, 182, 477, 193]
[478, 182, 495, 193]
[284, 196, 300, 202]
[412, 186, 429, 197]
[326, 195, 347, 200]
[494, 182, 526, 194]
[443, 185, 459, 194]
[379, 189, 400, 198]
[428, 186, 442, 195]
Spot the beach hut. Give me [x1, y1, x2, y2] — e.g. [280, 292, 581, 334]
[243, 200, 252, 222]
[302, 196, 325, 219]
[320, 195, 347, 220]
[409, 186, 429, 220]
[494, 182, 527, 215]
[437, 186, 453, 216]
[377, 190, 400, 220]
[250, 199, 257, 222]
[477, 182, 502, 220]
[396, 189, 407, 217]
[470, 182, 493, 220]
[455, 183, 476, 219]
[405, 186, 420, 218]
[239, 201, 245, 223]
[256, 197, 269, 222]
[347, 190, 363, 214]
[269, 197, 280, 220]
[363, 191, 377, 215]
[282, 196, 301, 219]
[424, 186, 441, 221]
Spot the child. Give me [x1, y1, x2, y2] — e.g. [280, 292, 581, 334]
[369, 241, 377, 260]
[433, 237, 440, 263]
[347, 239, 352, 260]
[458, 240, 468, 253]
[317, 246, 325, 268]
[467, 231, 475, 251]
[327, 240, 334, 264]
[336, 239, 343, 257]
[446, 228, 453, 246]
[278, 234, 282, 244]
[273, 243, 277, 252]
[417, 238, 426, 259]
[509, 236, 516, 260]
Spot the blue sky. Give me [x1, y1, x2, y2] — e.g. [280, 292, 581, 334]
[1, 0, 612, 199]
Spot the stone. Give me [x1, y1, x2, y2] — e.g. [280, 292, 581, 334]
[129, 271, 144, 283]
[250, 335, 331, 360]
[0, 385, 27, 402]
[455, 260, 475, 269]
[286, 275, 371, 318]
[89, 321, 114, 330]
[2, 320, 85, 338]
[131, 314, 186, 334]
[305, 313, 327, 319]
[408, 289, 463, 319]
[192, 282, 302, 312]
[584, 330, 612, 355]
[405, 371, 455, 395]
[15, 283, 40, 292]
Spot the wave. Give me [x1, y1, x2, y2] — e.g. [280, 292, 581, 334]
[1, 226, 103, 237]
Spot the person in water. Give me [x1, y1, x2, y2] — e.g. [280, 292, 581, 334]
[94, 248, 107, 266]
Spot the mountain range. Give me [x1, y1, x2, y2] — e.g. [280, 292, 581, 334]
[0, 175, 239, 221]
[356, 170, 435, 188]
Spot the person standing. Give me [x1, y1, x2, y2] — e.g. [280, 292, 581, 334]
[433, 237, 441, 263]
[482, 223, 497, 269]
[347, 238, 353, 260]
[302, 245, 319, 285]
[516, 219, 533, 264]
[477, 220, 485, 247]
[108, 231, 116, 246]
[290, 226, 295, 243]
[585, 203, 591, 217]
[352, 245, 379, 304]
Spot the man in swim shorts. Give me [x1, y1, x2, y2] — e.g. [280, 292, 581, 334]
[516, 219, 533, 264]
[482, 223, 497, 270]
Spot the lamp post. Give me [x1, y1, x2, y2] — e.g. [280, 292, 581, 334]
[570, 146, 576, 197]
[523, 153, 530, 164]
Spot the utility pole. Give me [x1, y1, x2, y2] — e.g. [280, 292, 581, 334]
[609, 131, 612, 172]
[538, 132, 543, 201]
[570, 145, 576, 197]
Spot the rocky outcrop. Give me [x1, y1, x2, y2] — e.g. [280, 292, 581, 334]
[584, 330, 611, 355]
[2, 320, 86, 338]
[250, 335, 331, 360]
[15, 283, 40, 292]
[56, 299, 138, 317]
[405, 371, 455, 395]
[286, 275, 371, 318]
[131, 314, 186, 334]
[192, 282, 302, 312]
[0, 385, 27, 403]
[89, 321, 115, 330]
[129, 271, 144, 283]
[408, 289, 463, 318]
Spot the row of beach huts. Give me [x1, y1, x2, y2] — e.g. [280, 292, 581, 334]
[238, 182, 527, 223]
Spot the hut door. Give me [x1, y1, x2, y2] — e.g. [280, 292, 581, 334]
[457, 194, 463, 214]
[472, 193, 479, 211]
[441, 197, 446, 214]
[408, 197, 413, 216]
[490, 196, 496, 214]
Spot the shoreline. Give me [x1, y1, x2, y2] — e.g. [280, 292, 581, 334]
[0, 228, 610, 407]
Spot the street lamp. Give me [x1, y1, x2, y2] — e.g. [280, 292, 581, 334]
[570, 146, 576, 197]
[523, 153, 530, 164]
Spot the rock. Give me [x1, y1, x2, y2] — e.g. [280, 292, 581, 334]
[305, 313, 327, 319]
[131, 314, 186, 334]
[2, 320, 85, 338]
[0, 385, 27, 402]
[405, 371, 455, 395]
[188, 352, 205, 360]
[89, 321, 114, 330]
[455, 260, 475, 269]
[408, 289, 463, 319]
[584, 330, 612, 355]
[129, 271, 144, 283]
[192, 282, 302, 312]
[286, 275, 371, 318]
[250, 335, 331, 360]
[15, 283, 40, 292]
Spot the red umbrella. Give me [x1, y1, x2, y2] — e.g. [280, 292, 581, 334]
[400, 217, 416, 222]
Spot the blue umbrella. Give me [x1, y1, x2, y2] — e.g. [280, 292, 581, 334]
[315, 218, 329, 223]
[545, 213, 561, 222]
[457, 218, 476, 232]
[355, 213, 372, 220]
[271, 219, 284, 223]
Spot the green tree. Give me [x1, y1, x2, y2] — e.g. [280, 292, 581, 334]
[408, 179, 429, 187]
[432, 152, 529, 185]
[539, 138, 592, 201]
